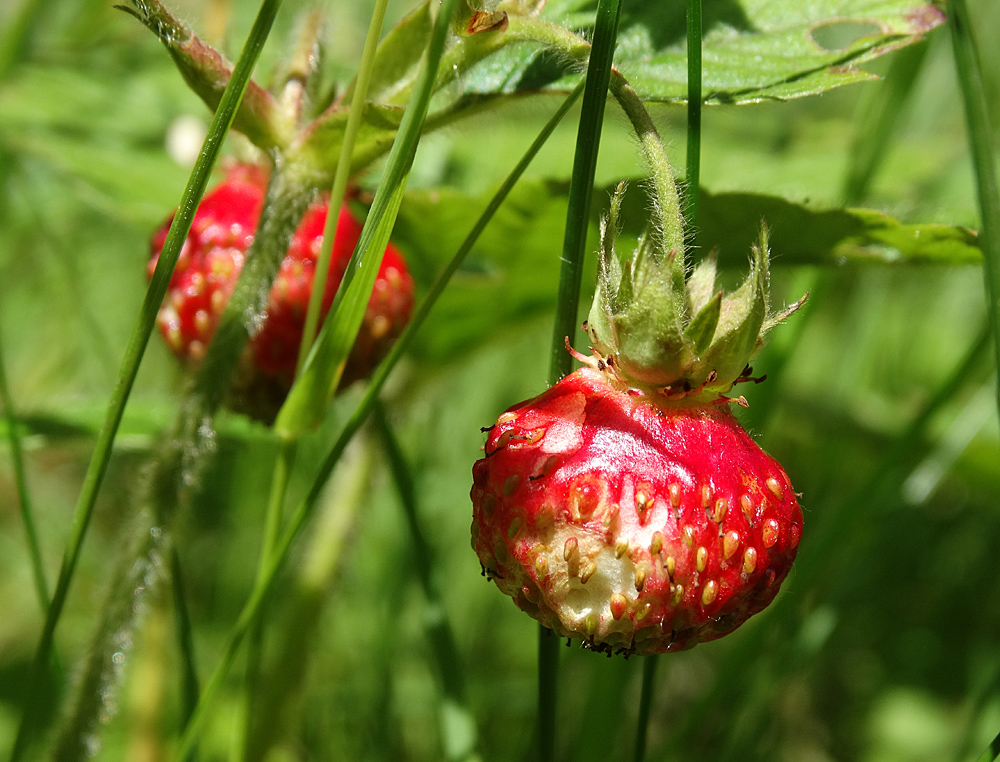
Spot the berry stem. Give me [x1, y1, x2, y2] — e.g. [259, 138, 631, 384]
[171, 82, 582, 761]
[295, 0, 389, 376]
[8, 2, 284, 757]
[948, 0, 1000, 432]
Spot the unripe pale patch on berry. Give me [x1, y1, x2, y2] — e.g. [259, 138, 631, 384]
[702, 580, 719, 606]
[766, 477, 784, 499]
[743, 546, 758, 574]
[696, 546, 708, 572]
[723, 530, 740, 560]
[762, 518, 780, 548]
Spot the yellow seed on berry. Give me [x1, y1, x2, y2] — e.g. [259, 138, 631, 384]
[702, 580, 718, 606]
[723, 530, 740, 559]
[766, 477, 784, 499]
[650, 531, 663, 556]
[503, 474, 519, 496]
[762, 518, 779, 548]
[634, 568, 646, 592]
[610, 593, 627, 621]
[743, 547, 758, 574]
[696, 546, 708, 572]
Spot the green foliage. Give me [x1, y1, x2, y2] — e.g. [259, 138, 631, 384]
[2, 0, 1000, 761]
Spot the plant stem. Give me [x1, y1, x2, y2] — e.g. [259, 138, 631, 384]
[0, 325, 49, 612]
[9, 2, 283, 758]
[295, 0, 389, 374]
[685, 0, 702, 232]
[948, 0, 1000, 431]
[172, 82, 582, 761]
[633, 656, 658, 762]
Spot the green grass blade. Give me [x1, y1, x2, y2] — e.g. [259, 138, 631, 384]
[948, 0, 1000, 429]
[169, 548, 200, 735]
[277, 0, 459, 437]
[632, 656, 658, 762]
[0, 324, 49, 612]
[974, 729, 1000, 762]
[685, 0, 703, 231]
[295, 0, 389, 375]
[8, 2, 284, 758]
[548, 0, 622, 384]
[172, 81, 582, 760]
[543, 1, 622, 758]
[373, 402, 480, 761]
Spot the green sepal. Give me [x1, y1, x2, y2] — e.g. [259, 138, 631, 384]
[683, 289, 722, 356]
[587, 186, 792, 394]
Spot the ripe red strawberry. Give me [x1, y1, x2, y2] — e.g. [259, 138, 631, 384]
[149, 163, 414, 418]
[471, 185, 804, 655]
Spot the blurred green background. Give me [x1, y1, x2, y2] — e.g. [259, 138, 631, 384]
[1, 0, 999, 760]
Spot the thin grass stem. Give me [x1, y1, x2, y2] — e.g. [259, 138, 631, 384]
[948, 0, 1000, 430]
[0, 325, 49, 611]
[169, 548, 200, 735]
[172, 81, 583, 761]
[295, 0, 389, 374]
[685, 0, 702, 232]
[9, 2, 283, 758]
[974, 729, 1000, 762]
[543, 2, 622, 757]
[548, 0, 623, 383]
[633, 656, 658, 762]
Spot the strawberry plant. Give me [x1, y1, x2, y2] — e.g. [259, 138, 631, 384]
[1, 1, 1000, 761]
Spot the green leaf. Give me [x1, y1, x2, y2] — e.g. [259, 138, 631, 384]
[359, 0, 432, 105]
[457, 0, 945, 104]
[695, 191, 982, 266]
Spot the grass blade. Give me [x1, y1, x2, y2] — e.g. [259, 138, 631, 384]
[172, 80, 582, 760]
[295, 0, 389, 374]
[543, 1, 622, 758]
[277, 0, 459, 437]
[0, 324, 49, 612]
[948, 0, 1000, 430]
[685, 0, 703, 231]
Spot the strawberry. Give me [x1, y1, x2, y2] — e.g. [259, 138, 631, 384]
[470, 185, 804, 655]
[149, 163, 415, 419]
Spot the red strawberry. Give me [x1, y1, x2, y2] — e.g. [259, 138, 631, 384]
[149, 163, 415, 419]
[470, 184, 804, 654]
